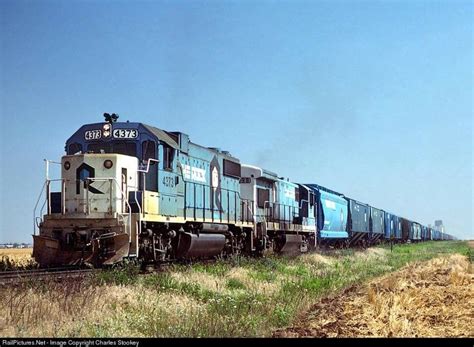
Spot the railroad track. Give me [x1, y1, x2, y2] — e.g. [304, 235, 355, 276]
[0, 267, 98, 285]
[0, 259, 202, 285]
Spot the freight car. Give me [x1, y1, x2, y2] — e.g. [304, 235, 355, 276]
[305, 184, 348, 247]
[32, 114, 454, 267]
[369, 206, 384, 244]
[383, 212, 402, 242]
[346, 198, 371, 246]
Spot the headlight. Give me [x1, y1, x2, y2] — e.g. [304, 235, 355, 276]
[103, 123, 111, 131]
[64, 161, 71, 170]
[103, 130, 111, 138]
[104, 160, 113, 169]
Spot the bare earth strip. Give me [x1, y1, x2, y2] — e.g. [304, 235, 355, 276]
[273, 252, 474, 337]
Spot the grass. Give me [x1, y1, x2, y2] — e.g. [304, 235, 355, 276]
[0, 241, 470, 337]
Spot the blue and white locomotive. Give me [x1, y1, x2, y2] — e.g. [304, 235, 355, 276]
[33, 114, 316, 266]
[32, 114, 454, 267]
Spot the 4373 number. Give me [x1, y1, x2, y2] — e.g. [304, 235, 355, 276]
[162, 176, 175, 187]
[113, 129, 138, 139]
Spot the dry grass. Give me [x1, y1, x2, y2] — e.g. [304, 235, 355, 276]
[0, 248, 37, 270]
[170, 271, 227, 293]
[354, 247, 388, 260]
[299, 253, 335, 266]
[82, 284, 206, 337]
[1, 241, 470, 337]
[0, 278, 206, 337]
[171, 264, 283, 296]
[274, 253, 474, 337]
[0, 276, 101, 336]
[0, 248, 33, 257]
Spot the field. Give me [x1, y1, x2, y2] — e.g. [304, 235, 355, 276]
[273, 252, 473, 337]
[0, 248, 36, 270]
[0, 241, 472, 337]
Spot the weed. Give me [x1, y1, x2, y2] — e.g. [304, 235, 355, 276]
[226, 278, 246, 290]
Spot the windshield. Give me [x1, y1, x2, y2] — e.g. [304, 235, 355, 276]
[86, 141, 137, 157]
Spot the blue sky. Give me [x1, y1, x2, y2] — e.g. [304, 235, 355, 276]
[1, 0, 472, 242]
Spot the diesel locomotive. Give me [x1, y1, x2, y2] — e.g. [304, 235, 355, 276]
[32, 114, 454, 267]
[33, 114, 317, 267]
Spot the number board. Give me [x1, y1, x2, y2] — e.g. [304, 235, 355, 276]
[113, 129, 138, 139]
[84, 130, 102, 140]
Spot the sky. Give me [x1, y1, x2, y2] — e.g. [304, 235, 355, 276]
[0, 0, 472, 243]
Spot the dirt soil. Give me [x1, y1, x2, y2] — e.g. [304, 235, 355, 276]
[273, 252, 474, 337]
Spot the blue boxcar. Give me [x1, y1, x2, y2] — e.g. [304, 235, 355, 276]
[411, 222, 421, 242]
[369, 206, 384, 243]
[421, 225, 428, 241]
[400, 218, 412, 242]
[346, 198, 370, 245]
[395, 216, 402, 239]
[383, 212, 392, 239]
[383, 212, 401, 240]
[306, 184, 348, 242]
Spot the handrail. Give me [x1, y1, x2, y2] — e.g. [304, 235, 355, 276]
[36, 156, 259, 241]
[263, 201, 299, 224]
[138, 158, 160, 174]
[33, 160, 61, 235]
[44, 159, 61, 180]
[43, 177, 135, 237]
[149, 162, 258, 225]
[179, 177, 248, 224]
[240, 199, 254, 224]
[33, 180, 47, 235]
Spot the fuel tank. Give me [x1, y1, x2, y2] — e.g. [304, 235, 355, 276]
[176, 232, 226, 259]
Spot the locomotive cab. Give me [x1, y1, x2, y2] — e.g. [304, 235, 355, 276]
[33, 119, 152, 267]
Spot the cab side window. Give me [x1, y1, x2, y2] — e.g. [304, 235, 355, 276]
[257, 188, 269, 208]
[142, 141, 156, 162]
[163, 145, 174, 170]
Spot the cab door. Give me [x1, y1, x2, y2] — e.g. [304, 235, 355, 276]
[176, 163, 185, 218]
[141, 140, 159, 215]
[158, 144, 178, 217]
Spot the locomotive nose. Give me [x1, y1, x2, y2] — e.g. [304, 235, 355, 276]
[60, 153, 138, 215]
[34, 152, 139, 267]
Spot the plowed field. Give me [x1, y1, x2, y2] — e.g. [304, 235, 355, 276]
[273, 252, 473, 337]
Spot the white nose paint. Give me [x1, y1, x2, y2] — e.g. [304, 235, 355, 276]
[62, 153, 138, 215]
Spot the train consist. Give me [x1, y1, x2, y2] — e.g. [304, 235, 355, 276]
[32, 115, 455, 267]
